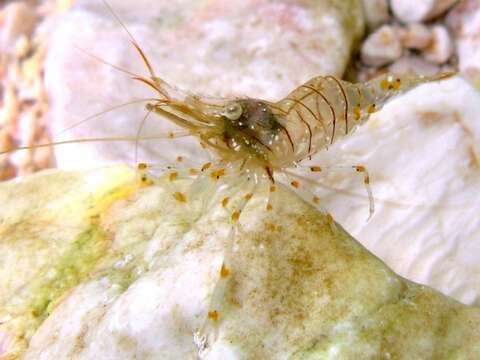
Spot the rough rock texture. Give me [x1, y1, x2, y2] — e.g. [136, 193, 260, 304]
[0, 167, 479, 359]
[302, 76, 480, 305]
[43, 0, 364, 169]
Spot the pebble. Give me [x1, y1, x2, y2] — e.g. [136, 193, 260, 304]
[446, 0, 480, 84]
[361, 0, 390, 29]
[422, 25, 454, 64]
[398, 23, 433, 50]
[0, 2, 38, 54]
[388, 54, 441, 76]
[360, 25, 403, 67]
[391, 0, 459, 23]
[14, 35, 30, 59]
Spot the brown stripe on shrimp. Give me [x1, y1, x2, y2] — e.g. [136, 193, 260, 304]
[293, 109, 313, 154]
[300, 83, 337, 145]
[284, 93, 328, 136]
[325, 76, 349, 139]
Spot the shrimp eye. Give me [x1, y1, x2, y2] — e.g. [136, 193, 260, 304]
[222, 102, 243, 121]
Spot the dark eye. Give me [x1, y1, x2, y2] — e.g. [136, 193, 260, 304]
[222, 102, 243, 121]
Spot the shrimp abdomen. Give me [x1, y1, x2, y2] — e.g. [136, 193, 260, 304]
[273, 72, 455, 162]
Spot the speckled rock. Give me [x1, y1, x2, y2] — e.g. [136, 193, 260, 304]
[0, 166, 479, 359]
[44, 0, 364, 170]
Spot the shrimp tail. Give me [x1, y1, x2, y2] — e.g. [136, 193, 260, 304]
[271, 72, 455, 163]
[279, 72, 456, 147]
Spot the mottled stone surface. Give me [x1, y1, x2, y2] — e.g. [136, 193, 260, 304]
[0, 167, 479, 359]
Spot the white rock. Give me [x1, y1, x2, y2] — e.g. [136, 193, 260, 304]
[388, 54, 440, 76]
[360, 25, 403, 66]
[446, 0, 480, 84]
[361, 0, 390, 29]
[0, 2, 38, 55]
[398, 23, 433, 50]
[391, 0, 459, 23]
[422, 25, 454, 64]
[43, 0, 364, 171]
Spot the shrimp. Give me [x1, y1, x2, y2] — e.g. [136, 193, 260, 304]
[0, 0, 454, 220]
[0, 2, 460, 356]
[130, 56, 454, 219]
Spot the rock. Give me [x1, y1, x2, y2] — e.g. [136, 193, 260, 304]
[302, 76, 480, 305]
[422, 25, 454, 64]
[0, 2, 38, 55]
[361, 0, 390, 30]
[391, 0, 459, 23]
[360, 25, 403, 66]
[398, 23, 433, 50]
[44, 0, 364, 170]
[388, 54, 441, 76]
[446, 0, 480, 86]
[355, 66, 387, 82]
[0, 166, 479, 358]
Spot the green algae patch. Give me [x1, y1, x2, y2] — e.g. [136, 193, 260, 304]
[0, 166, 141, 359]
[1, 226, 108, 349]
[28, 226, 109, 320]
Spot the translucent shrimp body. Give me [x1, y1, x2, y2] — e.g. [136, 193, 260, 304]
[147, 72, 455, 174]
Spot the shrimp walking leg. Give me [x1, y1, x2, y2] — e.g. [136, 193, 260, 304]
[282, 162, 374, 220]
[195, 176, 260, 353]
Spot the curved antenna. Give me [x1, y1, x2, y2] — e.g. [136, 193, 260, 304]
[0, 133, 193, 156]
[101, 0, 157, 81]
[134, 105, 154, 164]
[55, 98, 159, 137]
[74, 45, 140, 79]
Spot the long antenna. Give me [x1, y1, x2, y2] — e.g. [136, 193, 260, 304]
[55, 98, 158, 137]
[0, 133, 192, 156]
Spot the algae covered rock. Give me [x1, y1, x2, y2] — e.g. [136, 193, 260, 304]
[0, 166, 479, 359]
